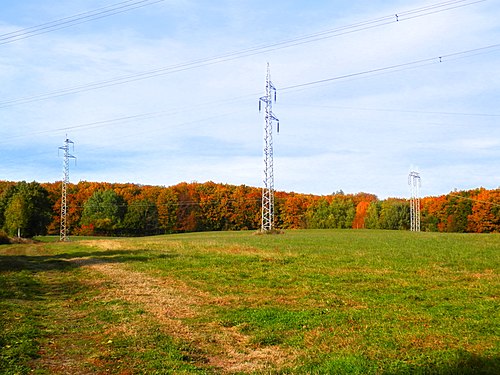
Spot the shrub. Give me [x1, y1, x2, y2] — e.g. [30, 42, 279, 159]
[0, 230, 11, 244]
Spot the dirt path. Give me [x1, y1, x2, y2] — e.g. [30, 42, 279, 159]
[74, 259, 295, 373]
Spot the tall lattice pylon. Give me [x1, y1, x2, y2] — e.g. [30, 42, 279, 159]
[259, 63, 280, 232]
[408, 171, 421, 232]
[59, 137, 76, 241]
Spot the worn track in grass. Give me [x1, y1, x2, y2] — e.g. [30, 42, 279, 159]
[73, 257, 296, 373]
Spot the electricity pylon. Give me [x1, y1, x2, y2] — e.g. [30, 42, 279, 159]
[59, 137, 76, 241]
[408, 171, 421, 232]
[259, 63, 280, 232]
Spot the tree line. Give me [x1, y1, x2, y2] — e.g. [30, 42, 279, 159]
[0, 180, 499, 238]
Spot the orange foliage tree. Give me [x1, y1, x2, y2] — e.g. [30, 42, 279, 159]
[279, 193, 316, 229]
[467, 188, 500, 233]
[352, 193, 378, 229]
[0, 179, 494, 236]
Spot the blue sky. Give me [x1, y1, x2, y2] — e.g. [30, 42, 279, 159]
[0, 0, 499, 198]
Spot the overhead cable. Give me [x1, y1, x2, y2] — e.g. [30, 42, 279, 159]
[0, 0, 487, 108]
[280, 43, 500, 91]
[1, 42, 498, 145]
[0, 0, 167, 45]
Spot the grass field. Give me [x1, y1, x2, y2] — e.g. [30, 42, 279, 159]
[0, 230, 498, 374]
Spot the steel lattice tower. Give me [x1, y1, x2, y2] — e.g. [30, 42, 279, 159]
[408, 171, 421, 232]
[59, 137, 76, 241]
[259, 63, 279, 232]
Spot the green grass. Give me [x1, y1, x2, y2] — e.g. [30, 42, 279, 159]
[1, 230, 499, 374]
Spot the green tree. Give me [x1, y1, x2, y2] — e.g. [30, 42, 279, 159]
[445, 192, 473, 232]
[0, 183, 16, 229]
[4, 195, 28, 237]
[329, 196, 355, 229]
[306, 198, 334, 229]
[1, 181, 53, 237]
[81, 190, 126, 235]
[306, 196, 355, 229]
[379, 199, 410, 230]
[364, 201, 381, 229]
[122, 199, 159, 236]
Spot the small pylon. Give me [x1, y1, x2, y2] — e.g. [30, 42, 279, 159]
[59, 137, 76, 241]
[259, 63, 280, 232]
[408, 171, 421, 232]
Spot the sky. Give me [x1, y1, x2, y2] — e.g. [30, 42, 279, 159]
[0, 0, 499, 199]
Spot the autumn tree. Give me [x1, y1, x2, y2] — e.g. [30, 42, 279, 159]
[42, 181, 62, 235]
[351, 193, 378, 229]
[3, 179, 499, 236]
[228, 185, 260, 230]
[197, 182, 231, 231]
[352, 201, 370, 229]
[421, 195, 447, 232]
[173, 182, 201, 232]
[156, 187, 178, 234]
[467, 189, 500, 233]
[280, 193, 314, 229]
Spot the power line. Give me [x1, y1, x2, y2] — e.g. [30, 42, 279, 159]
[397, 0, 487, 20]
[0, 0, 487, 108]
[281, 104, 500, 118]
[0, 0, 167, 45]
[0, 107, 247, 150]
[1, 32, 497, 147]
[1, 42, 498, 146]
[280, 43, 500, 92]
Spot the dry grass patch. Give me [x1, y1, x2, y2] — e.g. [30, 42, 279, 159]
[79, 239, 128, 251]
[77, 260, 296, 373]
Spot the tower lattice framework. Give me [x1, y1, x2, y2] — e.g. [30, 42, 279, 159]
[59, 137, 76, 241]
[408, 171, 421, 232]
[259, 64, 279, 232]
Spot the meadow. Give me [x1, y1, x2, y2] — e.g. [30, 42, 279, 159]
[0, 230, 498, 374]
